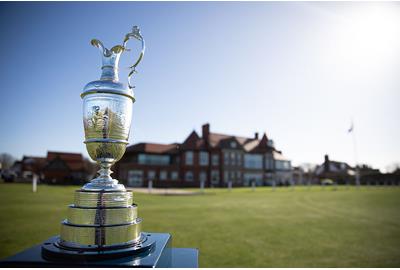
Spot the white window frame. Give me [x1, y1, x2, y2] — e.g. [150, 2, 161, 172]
[185, 151, 194, 165]
[224, 152, 229, 165]
[147, 170, 156, 180]
[212, 154, 219, 166]
[211, 170, 219, 184]
[127, 170, 143, 187]
[171, 171, 178, 180]
[160, 170, 167, 180]
[199, 151, 209, 166]
[200, 171, 207, 182]
[185, 171, 194, 181]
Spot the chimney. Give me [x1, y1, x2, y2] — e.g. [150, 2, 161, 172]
[254, 132, 259, 140]
[324, 154, 329, 172]
[202, 123, 210, 140]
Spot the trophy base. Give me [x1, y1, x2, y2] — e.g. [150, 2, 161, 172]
[60, 189, 142, 248]
[42, 233, 155, 261]
[0, 233, 199, 267]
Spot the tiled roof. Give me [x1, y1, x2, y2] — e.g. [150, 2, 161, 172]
[208, 132, 231, 147]
[46, 151, 85, 171]
[208, 132, 255, 148]
[273, 151, 289, 161]
[242, 139, 260, 152]
[47, 151, 83, 162]
[22, 156, 47, 166]
[125, 124, 285, 157]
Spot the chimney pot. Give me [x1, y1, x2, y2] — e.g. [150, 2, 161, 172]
[254, 132, 259, 139]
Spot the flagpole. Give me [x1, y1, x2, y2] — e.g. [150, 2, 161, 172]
[350, 119, 360, 187]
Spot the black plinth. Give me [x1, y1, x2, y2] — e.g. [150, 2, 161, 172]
[0, 232, 198, 268]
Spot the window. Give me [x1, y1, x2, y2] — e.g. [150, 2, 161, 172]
[230, 141, 237, 148]
[127, 170, 143, 187]
[236, 154, 242, 166]
[185, 171, 193, 181]
[275, 160, 290, 170]
[200, 171, 207, 182]
[185, 151, 193, 165]
[199, 151, 209, 166]
[265, 156, 274, 170]
[171, 171, 178, 180]
[160, 170, 167, 180]
[211, 170, 219, 184]
[138, 154, 170, 165]
[276, 161, 281, 170]
[230, 171, 235, 180]
[244, 154, 263, 169]
[236, 171, 241, 179]
[231, 152, 236, 165]
[283, 161, 291, 170]
[212, 154, 219, 166]
[147, 170, 156, 180]
[224, 152, 229, 165]
[224, 171, 229, 182]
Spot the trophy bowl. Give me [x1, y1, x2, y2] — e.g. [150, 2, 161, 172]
[83, 93, 132, 161]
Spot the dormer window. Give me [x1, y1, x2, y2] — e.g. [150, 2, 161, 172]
[230, 141, 237, 148]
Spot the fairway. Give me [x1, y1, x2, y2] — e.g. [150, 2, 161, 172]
[0, 184, 399, 267]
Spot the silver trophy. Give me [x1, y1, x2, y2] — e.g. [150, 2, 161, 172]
[58, 26, 148, 250]
[82, 25, 145, 191]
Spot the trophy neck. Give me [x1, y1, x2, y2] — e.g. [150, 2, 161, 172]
[100, 53, 121, 81]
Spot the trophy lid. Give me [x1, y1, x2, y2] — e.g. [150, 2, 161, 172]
[81, 26, 145, 101]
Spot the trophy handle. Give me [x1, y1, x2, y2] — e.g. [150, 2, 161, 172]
[123, 26, 146, 89]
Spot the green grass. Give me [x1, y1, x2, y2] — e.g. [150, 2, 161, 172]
[1, 183, 400, 267]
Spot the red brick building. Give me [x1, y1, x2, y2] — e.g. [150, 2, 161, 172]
[10, 151, 93, 185]
[42, 151, 89, 185]
[115, 123, 292, 188]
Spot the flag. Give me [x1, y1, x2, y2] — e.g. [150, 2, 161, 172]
[348, 121, 354, 133]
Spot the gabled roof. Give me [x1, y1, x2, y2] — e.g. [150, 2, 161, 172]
[46, 151, 85, 171]
[242, 139, 260, 152]
[126, 143, 179, 154]
[181, 131, 207, 150]
[21, 156, 47, 171]
[217, 136, 246, 150]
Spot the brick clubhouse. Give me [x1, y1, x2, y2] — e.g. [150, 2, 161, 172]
[114, 123, 292, 188]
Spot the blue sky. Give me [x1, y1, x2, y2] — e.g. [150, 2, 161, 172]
[0, 2, 399, 171]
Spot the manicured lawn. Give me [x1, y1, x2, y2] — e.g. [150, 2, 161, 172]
[0, 183, 399, 267]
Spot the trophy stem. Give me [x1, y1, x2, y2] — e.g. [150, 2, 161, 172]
[98, 160, 113, 180]
[82, 159, 125, 191]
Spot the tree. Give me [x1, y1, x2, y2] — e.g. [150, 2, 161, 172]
[0, 153, 15, 170]
[385, 162, 400, 174]
[83, 158, 98, 180]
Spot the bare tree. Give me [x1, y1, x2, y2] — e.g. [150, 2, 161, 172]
[83, 158, 98, 180]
